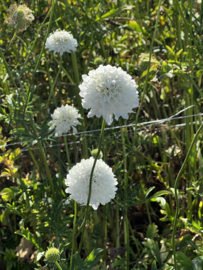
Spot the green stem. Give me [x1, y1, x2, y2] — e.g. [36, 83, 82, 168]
[29, 116, 56, 200]
[37, 142, 56, 200]
[121, 128, 129, 270]
[46, 56, 62, 109]
[71, 51, 82, 110]
[74, 119, 106, 270]
[28, 148, 45, 179]
[5, 31, 17, 52]
[55, 261, 63, 270]
[64, 136, 71, 171]
[115, 203, 120, 248]
[54, 56, 74, 83]
[174, 0, 182, 53]
[103, 204, 108, 243]
[172, 122, 203, 270]
[0, 49, 19, 91]
[115, 141, 120, 248]
[71, 51, 88, 159]
[30, 0, 55, 87]
[99, 39, 107, 60]
[70, 201, 77, 270]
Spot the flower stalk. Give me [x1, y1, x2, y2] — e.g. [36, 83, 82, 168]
[70, 200, 77, 270]
[64, 136, 71, 171]
[121, 128, 129, 270]
[55, 262, 62, 270]
[74, 118, 106, 270]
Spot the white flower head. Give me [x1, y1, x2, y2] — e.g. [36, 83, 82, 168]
[79, 65, 139, 125]
[65, 157, 118, 210]
[4, 3, 34, 32]
[49, 104, 82, 136]
[45, 29, 78, 56]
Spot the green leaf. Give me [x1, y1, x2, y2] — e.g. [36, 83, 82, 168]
[128, 20, 142, 32]
[84, 248, 104, 269]
[100, 8, 121, 20]
[151, 197, 166, 207]
[151, 261, 157, 270]
[146, 223, 159, 239]
[0, 209, 10, 225]
[143, 239, 162, 266]
[72, 252, 83, 270]
[97, 5, 134, 21]
[36, 251, 45, 262]
[111, 255, 125, 267]
[84, 248, 103, 262]
[150, 190, 172, 199]
[166, 45, 175, 55]
[194, 166, 203, 175]
[0, 187, 20, 202]
[144, 186, 155, 199]
[176, 49, 183, 57]
[15, 228, 40, 249]
[176, 251, 192, 268]
[9, 148, 21, 161]
[191, 256, 203, 270]
[186, 240, 203, 253]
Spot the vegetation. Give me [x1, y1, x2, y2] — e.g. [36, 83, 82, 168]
[1, 0, 203, 269]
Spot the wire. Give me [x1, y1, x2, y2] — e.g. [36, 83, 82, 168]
[0, 105, 202, 153]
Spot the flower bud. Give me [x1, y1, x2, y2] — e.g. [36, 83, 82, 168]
[91, 149, 103, 159]
[13, 10, 26, 31]
[45, 247, 60, 263]
[94, 57, 104, 66]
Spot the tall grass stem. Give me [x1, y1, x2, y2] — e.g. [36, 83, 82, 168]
[121, 128, 129, 270]
[71, 51, 88, 159]
[70, 201, 77, 270]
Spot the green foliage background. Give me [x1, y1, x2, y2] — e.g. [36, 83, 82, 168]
[1, 0, 203, 269]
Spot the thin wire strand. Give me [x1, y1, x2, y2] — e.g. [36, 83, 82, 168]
[0, 108, 202, 150]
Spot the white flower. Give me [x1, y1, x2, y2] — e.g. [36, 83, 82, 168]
[79, 65, 139, 125]
[45, 29, 78, 56]
[65, 157, 118, 210]
[4, 3, 34, 32]
[49, 104, 82, 136]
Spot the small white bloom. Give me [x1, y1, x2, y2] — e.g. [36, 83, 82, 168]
[6, 94, 13, 105]
[65, 157, 118, 210]
[49, 104, 82, 136]
[45, 29, 78, 56]
[79, 65, 139, 125]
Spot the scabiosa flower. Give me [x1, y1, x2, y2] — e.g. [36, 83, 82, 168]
[49, 104, 82, 136]
[79, 65, 139, 125]
[45, 29, 78, 56]
[4, 3, 34, 32]
[45, 247, 60, 263]
[65, 157, 118, 210]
